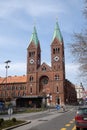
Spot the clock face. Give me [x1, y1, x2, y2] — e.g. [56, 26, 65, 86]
[30, 59, 34, 64]
[54, 56, 59, 61]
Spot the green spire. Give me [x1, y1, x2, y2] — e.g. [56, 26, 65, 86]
[52, 21, 63, 42]
[30, 26, 39, 46]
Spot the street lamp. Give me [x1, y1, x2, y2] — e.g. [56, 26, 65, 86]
[4, 60, 11, 101]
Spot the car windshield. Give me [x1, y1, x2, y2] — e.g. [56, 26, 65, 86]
[77, 108, 87, 115]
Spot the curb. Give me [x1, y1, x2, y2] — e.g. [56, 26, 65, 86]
[2, 120, 31, 130]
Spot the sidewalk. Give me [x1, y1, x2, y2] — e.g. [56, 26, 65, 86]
[1, 106, 72, 120]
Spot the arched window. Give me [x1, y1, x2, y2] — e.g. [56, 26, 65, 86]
[53, 48, 55, 54]
[29, 76, 33, 82]
[30, 88, 32, 94]
[53, 48, 60, 54]
[57, 86, 59, 93]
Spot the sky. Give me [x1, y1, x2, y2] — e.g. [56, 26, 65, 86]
[0, 0, 86, 88]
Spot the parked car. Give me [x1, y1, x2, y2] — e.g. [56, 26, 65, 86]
[75, 106, 87, 130]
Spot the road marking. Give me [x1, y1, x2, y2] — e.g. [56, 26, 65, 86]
[65, 124, 71, 126]
[69, 121, 74, 123]
[72, 125, 76, 130]
[60, 128, 66, 130]
[72, 118, 75, 121]
[60, 118, 75, 130]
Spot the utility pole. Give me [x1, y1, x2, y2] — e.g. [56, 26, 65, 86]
[4, 60, 11, 103]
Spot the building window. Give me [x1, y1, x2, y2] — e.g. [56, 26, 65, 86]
[57, 87, 59, 93]
[23, 91, 26, 96]
[53, 48, 55, 54]
[41, 77, 49, 85]
[18, 91, 20, 96]
[42, 66, 46, 71]
[55, 75, 59, 80]
[30, 88, 32, 94]
[29, 51, 35, 57]
[12, 86, 15, 90]
[53, 48, 60, 54]
[56, 48, 60, 53]
[24, 86, 26, 90]
[30, 76, 33, 82]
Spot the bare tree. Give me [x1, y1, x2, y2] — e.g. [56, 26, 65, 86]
[70, 0, 87, 82]
[84, 0, 87, 17]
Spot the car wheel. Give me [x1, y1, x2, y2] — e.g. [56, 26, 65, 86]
[76, 127, 80, 130]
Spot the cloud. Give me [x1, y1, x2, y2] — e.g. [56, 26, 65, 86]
[0, 60, 83, 87]
[0, 62, 80, 85]
[65, 63, 80, 83]
[0, 62, 26, 77]
[0, 0, 67, 19]
[25, 2, 64, 17]
[0, 0, 84, 87]
[0, 36, 17, 46]
[66, 63, 79, 73]
[0, 0, 83, 35]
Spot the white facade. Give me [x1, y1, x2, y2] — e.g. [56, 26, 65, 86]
[75, 83, 85, 100]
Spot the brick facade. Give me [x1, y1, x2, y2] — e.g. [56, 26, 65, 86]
[0, 22, 77, 107]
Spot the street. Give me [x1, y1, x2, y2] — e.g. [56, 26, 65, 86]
[11, 107, 77, 130]
[2, 106, 87, 130]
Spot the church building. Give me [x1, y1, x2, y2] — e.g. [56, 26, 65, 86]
[26, 21, 65, 106]
[0, 21, 77, 107]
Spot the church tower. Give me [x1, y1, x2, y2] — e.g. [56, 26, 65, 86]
[26, 21, 65, 105]
[27, 26, 41, 95]
[51, 21, 65, 104]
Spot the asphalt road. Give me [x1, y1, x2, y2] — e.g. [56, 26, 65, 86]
[11, 107, 77, 130]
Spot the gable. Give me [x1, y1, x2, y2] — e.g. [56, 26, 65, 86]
[38, 62, 51, 72]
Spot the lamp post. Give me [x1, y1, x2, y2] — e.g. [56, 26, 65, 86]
[4, 60, 11, 102]
[47, 93, 52, 112]
[56, 91, 60, 104]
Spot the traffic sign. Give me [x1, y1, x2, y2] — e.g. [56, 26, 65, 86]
[8, 108, 13, 120]
[56, 105, 60, 110]
[8, 108, 13, 115]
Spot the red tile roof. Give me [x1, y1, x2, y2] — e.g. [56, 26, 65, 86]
[0, 75, 27, 84]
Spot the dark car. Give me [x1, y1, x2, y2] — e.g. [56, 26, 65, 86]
[75, 106, 87, 130]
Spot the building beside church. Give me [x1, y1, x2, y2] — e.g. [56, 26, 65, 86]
[75, 83, 86, 104]
[0, 21, 77, 107]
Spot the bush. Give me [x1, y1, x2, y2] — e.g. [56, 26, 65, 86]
[12, 118, 16, 122]
[0, 118, 4, 126]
